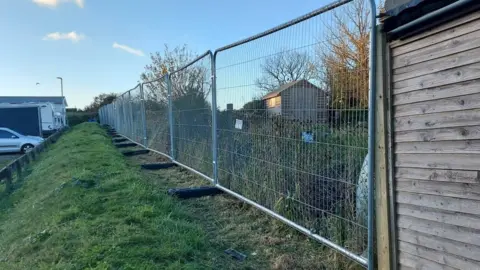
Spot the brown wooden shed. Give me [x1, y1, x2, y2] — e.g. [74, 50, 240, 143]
[262, 80, 327, 122]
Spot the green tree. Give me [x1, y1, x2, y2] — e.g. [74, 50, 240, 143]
[84, 93, 117, 112]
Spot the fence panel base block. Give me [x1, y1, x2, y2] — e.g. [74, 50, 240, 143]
[115, 143, 137, 148]
[122, 149, 149, 156]
[141, 163, 177, 170]
[167, 187, 223, 199]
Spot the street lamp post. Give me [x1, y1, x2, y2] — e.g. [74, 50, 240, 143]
[56, 77, 66, 126]
[56, 77, 63, 97]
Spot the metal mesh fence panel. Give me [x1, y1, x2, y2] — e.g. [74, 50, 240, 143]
[96, 0, 375, 266]
[110, 103, 117, 129]
[107, 104, 115, 127]
[126, 91, 134, 139]
[101, 104, 111, 127]
[103, 106, 108, 126]
[104, 104, 111, 127]
[214, 0, 369, 266]
[114, 94, 125, 135]
[129, 85, 144, 143]
[143, 76, 171, 156]
[99, 107, 105, 124]
[99, 107, 103, 123]
[114, 85, 140, 140]
[171, 52, 214, 179]
[113, 102, 121, 132]
[118, 93, 129, 137]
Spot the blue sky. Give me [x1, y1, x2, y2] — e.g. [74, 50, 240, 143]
[0, 0, 335, 108]
[0, 0, 338, 108]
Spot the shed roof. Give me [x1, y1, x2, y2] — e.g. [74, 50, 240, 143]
[385, 0, 429, 16]
[262, 80, 322, 100]
[0, 96, 68, 106]
[382, 0, 471, 36]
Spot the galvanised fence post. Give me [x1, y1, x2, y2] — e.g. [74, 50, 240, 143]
[128, 90, 134, 139]
[121, 94, 126, 135]
[167, 74, 175, 160]
[211, 52, 218, 185]
[140, 84, 148, 146]
[367, 0, 377, 269]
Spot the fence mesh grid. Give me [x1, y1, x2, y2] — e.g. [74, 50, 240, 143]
[171, 54, 213, 179]
[116, 94, 126, 136]
[215, 0, 369, 259]
[99, 0, 372, 267]
[130, 85, 143, 143]
[143, 76, 171, 155]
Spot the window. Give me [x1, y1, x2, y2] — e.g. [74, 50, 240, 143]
[275, 96, 281, 106]
[0, 130, 16, 139]
[267, 98, 275, 108]
[266, 96, 281, 108]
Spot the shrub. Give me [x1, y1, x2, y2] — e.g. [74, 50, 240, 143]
[67, 112, 97, 126]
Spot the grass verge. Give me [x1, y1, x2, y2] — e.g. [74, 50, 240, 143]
[0, 123, 213, 269]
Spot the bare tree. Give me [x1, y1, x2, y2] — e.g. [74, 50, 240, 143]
[141, 45, 212, 141]
[141, 44, 210, 102]
[255, 51, 317, 92]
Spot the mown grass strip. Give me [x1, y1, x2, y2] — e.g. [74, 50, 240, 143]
[0, 123, 213, 269]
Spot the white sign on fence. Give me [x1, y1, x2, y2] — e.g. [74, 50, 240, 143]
[235, 119, 243, 130]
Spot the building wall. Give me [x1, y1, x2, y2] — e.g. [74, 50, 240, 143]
[52, 104, 64, 113]
[281, 85, 327, 122]
[389, 11, 480, 269]
[266, 104, 281, 116]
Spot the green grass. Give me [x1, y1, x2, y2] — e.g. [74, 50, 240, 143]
[0, 160, 11, 169]
[0, 123, 213, 269]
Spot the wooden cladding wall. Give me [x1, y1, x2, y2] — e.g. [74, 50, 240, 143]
[390, 10, 480, 270]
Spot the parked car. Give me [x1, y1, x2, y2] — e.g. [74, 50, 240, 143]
[0, 127, 44, 153]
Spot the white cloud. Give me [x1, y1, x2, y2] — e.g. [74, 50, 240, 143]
[113, 42, 145, 57]
[43, 31, 85, 42]
[33, 0, 84, 8]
